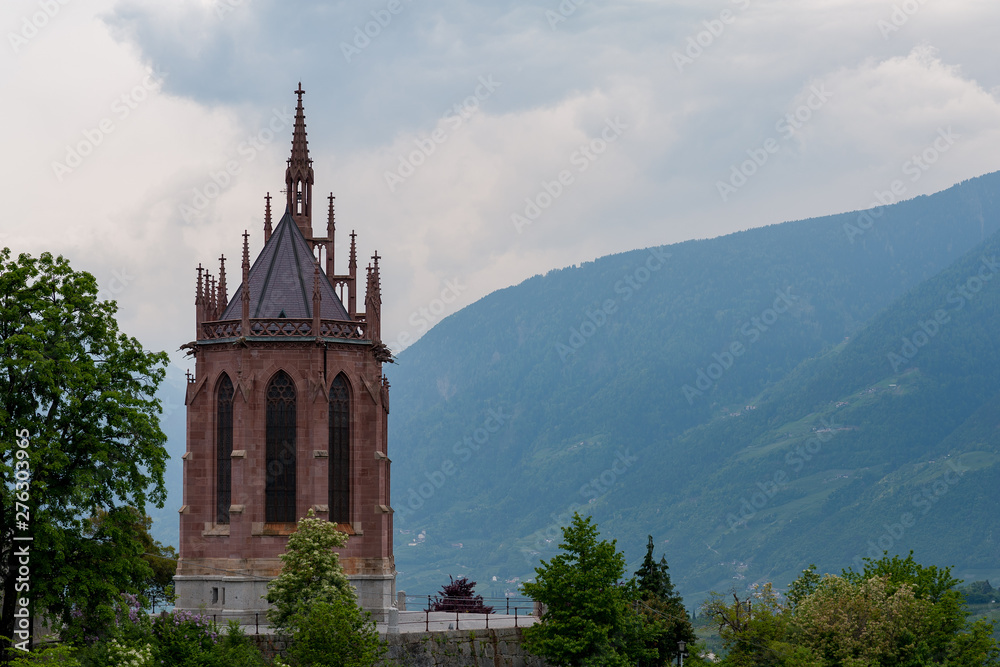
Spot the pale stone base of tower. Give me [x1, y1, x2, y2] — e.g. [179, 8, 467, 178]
[348, 573, 397, 622]
[173, 572, 397, 625]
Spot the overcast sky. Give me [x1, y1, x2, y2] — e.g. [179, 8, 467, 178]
[3, 0, 1000, 372]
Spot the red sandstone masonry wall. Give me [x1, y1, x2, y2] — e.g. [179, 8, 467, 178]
[179, 338, 392, 577]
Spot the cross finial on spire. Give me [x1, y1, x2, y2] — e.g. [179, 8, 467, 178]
[296, 81, 305, 102]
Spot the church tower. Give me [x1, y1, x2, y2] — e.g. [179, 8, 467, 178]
[174, 85, 395, 622]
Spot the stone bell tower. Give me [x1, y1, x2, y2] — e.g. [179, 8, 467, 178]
[174, 84, 395, 622]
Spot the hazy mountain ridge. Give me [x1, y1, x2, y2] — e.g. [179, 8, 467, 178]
[387, 171, 1000, 597]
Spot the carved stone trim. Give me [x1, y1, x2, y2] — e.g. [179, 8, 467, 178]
[200, 318, 367, 341]
[237, 372, 254, 402]
[202, 523, 231, 537]
[185, 375, 207, 405]
[361, 375, 380, 405]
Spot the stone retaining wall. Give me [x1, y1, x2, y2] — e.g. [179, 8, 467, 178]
[249, 627, 549, 666]
[384, 627, 549, 667]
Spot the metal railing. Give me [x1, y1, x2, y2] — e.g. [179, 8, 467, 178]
[165, 595, 539, 635]
[396, 595, 538, 633]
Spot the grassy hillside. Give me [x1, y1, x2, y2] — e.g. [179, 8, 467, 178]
[387, 171, 1000, 598]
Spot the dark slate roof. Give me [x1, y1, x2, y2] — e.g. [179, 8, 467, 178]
[221, 210, 351, 321]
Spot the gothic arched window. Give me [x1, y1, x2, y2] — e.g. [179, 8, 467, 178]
[329, 374, 350, 524]
[216, 374, 234, 524]
[265, 371, 296, 523]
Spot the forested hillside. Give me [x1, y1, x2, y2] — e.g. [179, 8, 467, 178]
[387, 171, 1000, 599]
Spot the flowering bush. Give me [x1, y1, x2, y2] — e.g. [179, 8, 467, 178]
[23, 597, 267, 667]
[105, 639, 153, 667]
[265, 509, 353, 633]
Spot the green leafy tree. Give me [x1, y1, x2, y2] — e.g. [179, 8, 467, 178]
[210, 621, 269, 667]
[265, 510, 387, 666]
[702, 582, 812, 667]
[8, 644, 81, 666]
[960, 580, 997, 605]
[265, 509, 354, 633]
[46, 510, 158, 647]
[0, 249, 168, 655]
[522, 513, 655, 667]
[842, 550, 960, 602]
[785, 564, 820, 609]
[282, 600, 387, 667]
[794, 575, 931, 666]
[837, 551, 999, 665]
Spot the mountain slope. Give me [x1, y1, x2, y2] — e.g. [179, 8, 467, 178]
[387, 171, 1000, 597]
[620, 231, 1000, 596]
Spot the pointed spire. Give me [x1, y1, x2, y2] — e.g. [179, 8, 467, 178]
[218, 255, 228, 318]
[348, 230, 358, 317]
[365, 251, 382, 343]
[210, 273, 218, 319]
[290, 83, 310, 167]
[241, 230, 250, 334]
[264, 192, 273, 243]
[326, 193, 335, 278]
[206, 272, 215, 321]
[196, 264, 204, 306]
[195, 263, 204, 336]
[286, 82, 314, 239]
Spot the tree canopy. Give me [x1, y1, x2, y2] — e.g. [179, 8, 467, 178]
[634, 535, 697, 667]
[701, 552, 1000, 666]
[523, 514, 681, 667]
[0, 248, 169, 654]
[265, 510, 387, 666]
[264, 509, 354, 633]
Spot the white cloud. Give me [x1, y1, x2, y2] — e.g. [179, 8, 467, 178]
[2, 0, 1000, 362]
